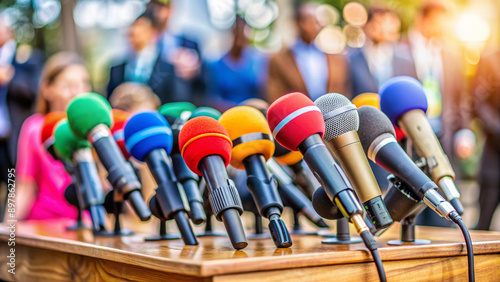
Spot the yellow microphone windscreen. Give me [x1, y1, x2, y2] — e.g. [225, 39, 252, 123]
[352, 93, 380, 109]
[219, 106, 275, 169]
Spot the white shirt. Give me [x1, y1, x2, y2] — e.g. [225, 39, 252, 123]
[362, 40, 395, 88]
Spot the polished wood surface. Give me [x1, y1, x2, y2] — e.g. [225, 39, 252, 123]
[1, 219, 500, 281]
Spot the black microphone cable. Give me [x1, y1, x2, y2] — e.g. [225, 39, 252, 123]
[359, 229, 386, 282]
[449, 212, 475, 281]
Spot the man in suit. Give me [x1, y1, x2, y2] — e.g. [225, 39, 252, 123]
[266, 1, 350, 103]
[107, 12, 175, 104]
[471, 50, 500, 230]
[0, 17, 44, 221]
[347, 6, 416, 96]
[407, 1, 466, 227]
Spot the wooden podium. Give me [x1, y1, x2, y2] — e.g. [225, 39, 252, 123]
[1, 219, 499, 281]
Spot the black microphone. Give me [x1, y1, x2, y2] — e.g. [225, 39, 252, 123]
[357, 106, 456, 220]
[161, 112, 206, 225]
[124, 112, 198, 246]
[267, 158, 330, 227]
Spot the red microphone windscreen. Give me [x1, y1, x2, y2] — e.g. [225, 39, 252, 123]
[111, 109, 131, 159]
[394, 125, 406, 142]
[41, 111, 67, 146]
[267, 92, 325, 151]
[179, 116, 232, 175]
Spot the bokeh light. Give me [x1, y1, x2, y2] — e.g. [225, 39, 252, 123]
[315, 25, 346, 54]
[343, 24, 365, 48]
[343, 2, 367, 27]
[455, 12, 490, 42]
[316, 4, 340, 27]
[207, 0, 236, 30]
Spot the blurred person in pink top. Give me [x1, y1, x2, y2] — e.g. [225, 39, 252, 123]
[16, 52, 92, 220]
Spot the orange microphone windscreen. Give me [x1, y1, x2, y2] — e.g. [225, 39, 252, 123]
[352, 93, 380, 109]
[41, 111, 67, 147]
[267, 92, 325, 151]
[219, 106, 275, 169]
[111, 109, 132, 159]
[179, 116, 232, 175]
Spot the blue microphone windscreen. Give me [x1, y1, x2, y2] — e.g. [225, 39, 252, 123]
[379, 76, 428, 125]
[124, 111, 173, 162]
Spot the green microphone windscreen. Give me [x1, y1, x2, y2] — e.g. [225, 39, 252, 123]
[158, 102, 196, 119]
[190, 107, 222, 120]
[66, 93, 112, 139]
[54, 119, 91, 161]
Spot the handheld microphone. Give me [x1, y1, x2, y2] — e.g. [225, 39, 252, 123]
[315, 93, 393, 230]
[179, 116, 247, 249]
[190, 107, 222, 120]
[267, 93, 375, 245]
[41, 111, 67, 160]
[379, 76, 464, 214]
[358, 106, 475, 281]
[311, 187, 343, 220]
[357, 106, 456, 219]
[158, 102, 196, 120]
[66, 93, 151, 221]
[219, 106, 292, 248]
[124, 111, 198, 245]
[160, 103, 206, 225]
[267, 158, 329, 227]
[54, 119, 107, 232]
[110, 109, 132, 159]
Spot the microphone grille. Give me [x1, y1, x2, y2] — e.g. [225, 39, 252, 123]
[314, 93, 359, 142]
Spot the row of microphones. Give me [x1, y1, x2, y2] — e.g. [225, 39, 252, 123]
[266, 92, 385, 279]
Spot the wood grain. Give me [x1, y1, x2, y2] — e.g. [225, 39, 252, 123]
[1, 220, 500, 280]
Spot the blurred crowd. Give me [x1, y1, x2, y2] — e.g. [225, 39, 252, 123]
[0, 0, 499, 231]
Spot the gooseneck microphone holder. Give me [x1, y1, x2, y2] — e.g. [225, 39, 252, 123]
[98, 191, 133, 236]
[145, 195, 181, 241]
[384, 175, 430, 246]
[322, 217, 363, 245]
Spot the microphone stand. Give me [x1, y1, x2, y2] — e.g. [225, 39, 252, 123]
[96, 191, 133, 236]
[321, 217, 363, 245]
[197, 179, 227, 237]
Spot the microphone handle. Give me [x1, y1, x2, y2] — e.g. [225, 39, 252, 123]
[145, 149, 198, 245]
[171, 153, 206, 224]
[298, 134, 363, 220]
[374, 140, 437, 198]
[278, 182, 326, 227]
[242, 154, 283, 218]
[89, 126, 151, 221]
[200, 155, 247, 250]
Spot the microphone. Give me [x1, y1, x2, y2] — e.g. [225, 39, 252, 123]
[190, 107, 222, 120]
[179, 116, 247, 249]
[41, 111, 67, 160]
[66, 93, 151, 221]
[159, 101, 196, 120]
[110, 109, 132, 159]
[379, 76, 464, 214]
[267, 158, 330, 227]
[315, 93, 393, 230]
[311, 187, 343, 220]
[53, 119, 107, 232]
[357, 106, 456, 219]
[124, 111, 198, 245]
[267, 92, 376, 247]
[219, 106, 292, 248]
[160, 104, 206, 225]
[273, 141, 318, 199]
